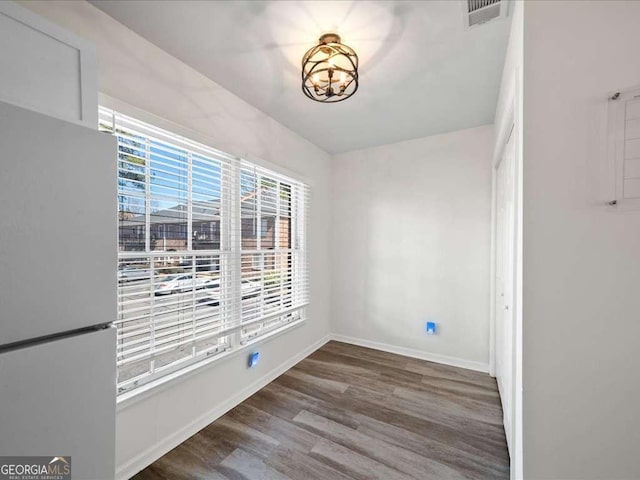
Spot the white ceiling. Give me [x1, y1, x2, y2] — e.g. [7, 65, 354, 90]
[90, 0, 511, 154]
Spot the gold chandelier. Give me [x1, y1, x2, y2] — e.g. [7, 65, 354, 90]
[301, 33, 359, 103]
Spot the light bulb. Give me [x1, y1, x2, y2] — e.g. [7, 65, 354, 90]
[340, 72, 346, 85]
[312, 73, 319, 85]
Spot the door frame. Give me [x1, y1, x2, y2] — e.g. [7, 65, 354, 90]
[490, 106, 515, 378]
[495, 121, 516, 451]
[489, 66, 523, 480]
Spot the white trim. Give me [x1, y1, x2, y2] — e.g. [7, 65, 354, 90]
[489, 163, 498, 378]
[242, 151, 313, 188]
[330, 334, 489, 373]
[490, 69, 522, 474]
[490, 83, 516, 379]
[512, 62, 524, 480]
[116, 319, 307, 410]
[116, 332, 331, 480]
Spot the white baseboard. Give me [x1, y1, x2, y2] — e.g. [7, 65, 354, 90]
[115, 333, 331, 480]
[330, 333, 489, 373]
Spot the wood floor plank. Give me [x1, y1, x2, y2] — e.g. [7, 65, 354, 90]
[218, 448, 292, 480]
[309, 438, 415, 480]
[253, 381, 363, 430]
[392, 385, 504, 427]
[319, 341, 415, 370]
[293, 409, 468, 480]
[282, 367, 350, 394]
[310, 348, 425, 385]
[339, 385, 508, 461]
[415, 373, 502, 404]
[131, 410, 280, 480]
[405, 359, 497, 388]
[264, 446, 355, 480]
[291, 358, 389, 394]
[225, 403, 321, 453]
[132, 434, 235, 480]
[133, 341, 510, 479]
[205, 416, 280, 457]
[356, 413, 509, 480]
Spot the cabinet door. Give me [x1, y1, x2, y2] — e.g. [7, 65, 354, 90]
[0, 1, 97, 128]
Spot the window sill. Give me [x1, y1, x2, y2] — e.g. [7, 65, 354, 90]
[116, 318, 306, 411]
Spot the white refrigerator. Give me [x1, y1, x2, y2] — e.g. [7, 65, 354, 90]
[0, 101, 117, 479]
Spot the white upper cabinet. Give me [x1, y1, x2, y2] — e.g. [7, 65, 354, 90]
[0, 1, 97, 128]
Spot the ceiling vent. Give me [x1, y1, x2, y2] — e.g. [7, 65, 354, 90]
[465, 0, 507, 28]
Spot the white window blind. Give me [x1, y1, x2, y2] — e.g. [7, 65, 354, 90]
[239, 162, 310, 343]
[99, 107, 309, 394]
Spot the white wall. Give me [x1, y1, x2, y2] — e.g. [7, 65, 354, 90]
[524, 2, 640, 478]
[17, 2, 332, 478]
[331, 125, 493, 370]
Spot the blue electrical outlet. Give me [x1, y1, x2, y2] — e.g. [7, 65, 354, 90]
[248, 351, 260, 368]
[426, 321, 437, 335]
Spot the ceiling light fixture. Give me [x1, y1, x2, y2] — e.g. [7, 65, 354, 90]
[301, 33, 359, 103]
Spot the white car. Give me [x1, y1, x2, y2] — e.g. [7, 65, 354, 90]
[118, 267, 150, 282]
[154, 273, 208, 295]
[199, 279, 261, 305]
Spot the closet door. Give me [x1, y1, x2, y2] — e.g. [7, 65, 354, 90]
[495, 127, 516, 452]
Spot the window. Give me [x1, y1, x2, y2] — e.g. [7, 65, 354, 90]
[100, 107, 309, 394]
[608, 86, 640, 209]
[239, 164, 308, 341]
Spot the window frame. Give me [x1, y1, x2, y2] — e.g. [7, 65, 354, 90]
[100, 104, 310, 400]
[607, 85, 640, 210]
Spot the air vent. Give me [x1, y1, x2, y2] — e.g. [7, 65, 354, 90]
[465, 0, 506, 28]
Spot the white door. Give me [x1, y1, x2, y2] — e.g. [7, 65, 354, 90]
[495, 127, 516, 452]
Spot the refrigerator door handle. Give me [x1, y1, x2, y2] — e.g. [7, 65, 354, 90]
[0, 322, 113, 353]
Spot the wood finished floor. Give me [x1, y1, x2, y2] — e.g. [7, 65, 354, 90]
[133, 341, 509, 480]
